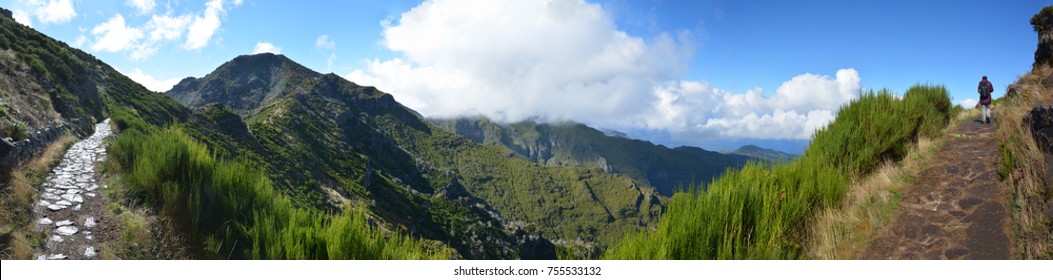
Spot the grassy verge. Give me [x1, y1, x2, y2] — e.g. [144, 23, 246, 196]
[806, 109, 972, 259]
[996, 65, 1052, 259]
[107, 111, 450, 259]
[604, 85, 953, 259]
[0, 134, 76, 259]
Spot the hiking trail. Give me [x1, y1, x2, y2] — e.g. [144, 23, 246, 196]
[862, 117, 1012, 259]
[31, 119, 117, 260]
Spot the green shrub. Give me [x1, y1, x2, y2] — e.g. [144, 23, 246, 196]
[109, 115, 448, 259]
[605, 85, 952, 259]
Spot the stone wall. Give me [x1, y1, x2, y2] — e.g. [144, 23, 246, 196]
[0, 124, 66, 172]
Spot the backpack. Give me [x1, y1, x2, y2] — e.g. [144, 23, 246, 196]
[980, 81, 992, 100]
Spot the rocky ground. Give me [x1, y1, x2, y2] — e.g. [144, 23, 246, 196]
[862, 117, 1012, 259]
[31, 119, 119, 260]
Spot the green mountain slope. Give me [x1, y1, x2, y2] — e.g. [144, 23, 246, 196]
[724, 145, 797, 163]
[167, 54, 663, 258]
[0, 9, 187, 136]
[0, 12, 451, 260]
[430, 117, 751, 196]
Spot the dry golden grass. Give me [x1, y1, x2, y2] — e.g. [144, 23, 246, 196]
[805, 110, 967, 259]
[996, 65, 1052, 259]
[9, 232, 33, 259]
[0, 134, 76, 259]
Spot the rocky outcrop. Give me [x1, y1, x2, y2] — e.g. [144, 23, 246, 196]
[1, 8, 12, 20]
[1033, 6, 1053, 68]
[514, 229, 556, 260]
[0, 124, 66, 173]
[1025, 105, 1053, 154]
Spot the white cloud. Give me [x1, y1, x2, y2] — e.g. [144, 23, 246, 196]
[84, 0, 238, 60]
[326, 53, 337, 72]
[316, 34, 335, 49]
[253, 41, 281, 54]
[347, 0, 691, 122]
[184, 0, 241, 50]
[346, 0, 860, 140]
[12, 9, 32, 27]
[959, 98, 978, 109]
[122, 68, 181, 92]
[23, 0, 77, 25]
[71, 34, 87, 48]
[645, 69, 860, 140]
[126, 0, 156, 14]
[91, 14, 143, 53]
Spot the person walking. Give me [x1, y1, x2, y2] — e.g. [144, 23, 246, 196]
[978, 76, 994, 124]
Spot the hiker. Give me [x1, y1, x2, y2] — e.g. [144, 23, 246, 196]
[977, 76, 994, 124]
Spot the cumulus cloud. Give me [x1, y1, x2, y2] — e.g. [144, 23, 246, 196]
[253, 42, 281, 54]
[346, 0, 860, 140]
[86, 0, 239, 60]
[122, 68, 181, 92]
[316, 34, 335, 49]
[91, 14, 143, 53]
[347, 0, 691, 122]
[127, 0, 156, 14]
[12, 9, 32, 27]
[184, 0, 240, 50]
[19, 0, 77, 25]
[645, 69, 860, 139]
[959, 98, 978, 109]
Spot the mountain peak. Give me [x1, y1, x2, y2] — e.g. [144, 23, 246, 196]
[167, 53, 320, 117]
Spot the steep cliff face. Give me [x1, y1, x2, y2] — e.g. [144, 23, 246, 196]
[1033, 6, 1053, 68]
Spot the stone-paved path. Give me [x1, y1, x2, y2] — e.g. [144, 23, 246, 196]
[32, 119, 115, 260]
[862, 118, 1012, 259]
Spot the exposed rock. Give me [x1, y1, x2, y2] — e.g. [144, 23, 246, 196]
[37, 218, 53, 225]
[518, 234, 557, 260]
[0, 125, 66, 173]
[55, 220, 74, 227]
[1033, 6, 1053, 68]
[42, 193, 61, 201]
[83, 247, 97, 258]
[46, 254, 67, 260]
[46, 204, 66, 211]
[1025, 105, 1053, 154]
[84, 217, 96, 228]
[55, 225, 78, 236]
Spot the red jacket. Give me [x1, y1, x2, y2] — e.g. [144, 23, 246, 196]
[978, 80, 993, 105]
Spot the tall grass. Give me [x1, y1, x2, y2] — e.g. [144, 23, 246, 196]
[0, 134, 76, 259]
[605, 85, 952, 259]
[996, 65, 1052, 259]
[108, 113, 449, 259]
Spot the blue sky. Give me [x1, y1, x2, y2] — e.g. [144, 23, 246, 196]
[3, 0, 1048, 153]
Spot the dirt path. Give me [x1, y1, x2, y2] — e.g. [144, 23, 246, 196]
[31, 119, 118, 260]
[862, 118, 1012, 259]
